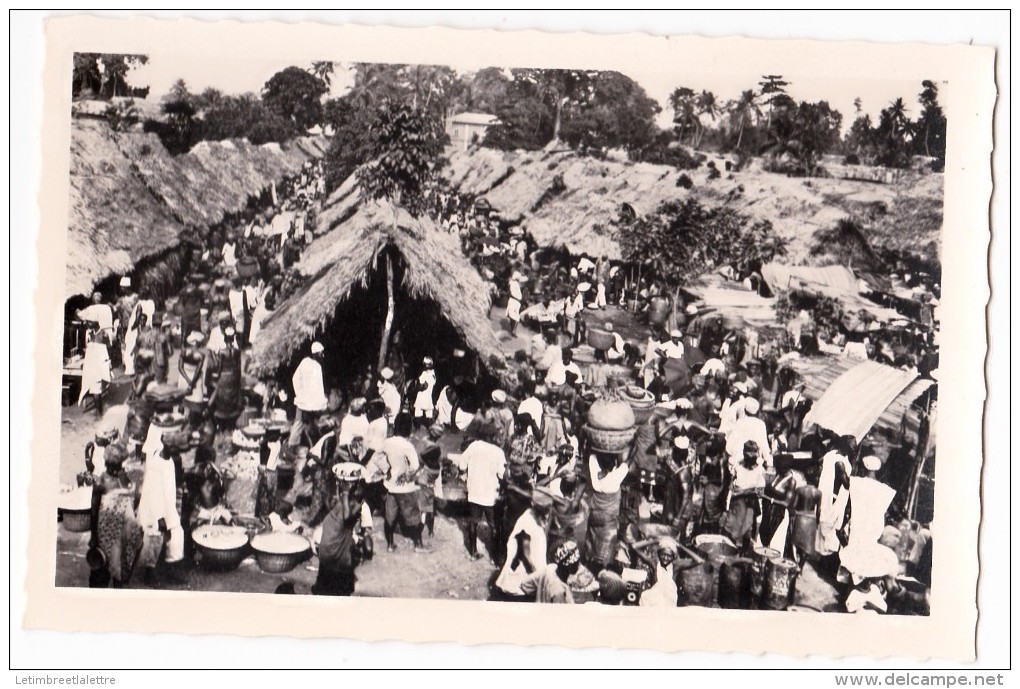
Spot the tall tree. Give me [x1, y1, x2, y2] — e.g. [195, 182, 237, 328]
[262, 66, 328, 131]
[758, 74, 790, 130]
[694, 90, 720, 147]
[558, 71, 661, 154]
[514, 68, 598, 145]
[72, 52, 148, 99]
[157, 79, 198, 154]
[668, 86, 699, 146]
[874, 97, 914, 168]
[353, 101, 446, 368]
[728, 89, 761, 152]
[913, 80, 947, 168]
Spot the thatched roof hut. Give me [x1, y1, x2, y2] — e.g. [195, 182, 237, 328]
[66, 116, 328, 299]
[248, 200, 506, 378]
[66, 119, 186, 299]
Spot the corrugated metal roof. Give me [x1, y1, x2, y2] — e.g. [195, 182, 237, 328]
[802, 361, 920, 441]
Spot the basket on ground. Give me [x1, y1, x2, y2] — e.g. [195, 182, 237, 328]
[193, 524, 251, 571]
[60, 509, 92, 533]
[587, 328, 615, 351]
[250, 532, 311, 573]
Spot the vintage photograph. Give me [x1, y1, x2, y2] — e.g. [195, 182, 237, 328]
[54, 47, 947, 618]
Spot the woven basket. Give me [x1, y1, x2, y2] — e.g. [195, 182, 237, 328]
[253, 549, 309, 574]
[60, 509, 91, 533]
[196, 542, 251, 571]
[236, 259, 259, 279]
[587, 329, 615, 351]
[585, 425, 636, 453]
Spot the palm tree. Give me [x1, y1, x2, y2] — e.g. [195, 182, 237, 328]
[729, 89, 760, 152]
[695, 90, 719, 147]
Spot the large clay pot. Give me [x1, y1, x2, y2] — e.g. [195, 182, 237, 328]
[586, 399, 636, 431]
[648, 297, 671, 325]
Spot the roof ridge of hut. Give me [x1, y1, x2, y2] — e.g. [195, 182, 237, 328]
[248, 199, 507, 379]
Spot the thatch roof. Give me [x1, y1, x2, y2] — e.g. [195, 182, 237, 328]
[66, 117, 328, 298]
[443, 148, 944, 266]
[66, 119, 186, 299]
[248, 200, 505, 377]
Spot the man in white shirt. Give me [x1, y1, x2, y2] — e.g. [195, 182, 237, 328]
[725, 397, 773, 470]
[451, 435, 507, 561]
[377, 367, 402, 425]
[536, 331, 562, 374]
[369, 434, 424, 553]
[76, 292, 115, 334]
[657, 329, 686, 360]
[337, 397, 370, 445]
[586, 453, 630, 568]
[546, 349, 582, 387]
[289, 341, 328, 449]
[516, 382, 544, 437]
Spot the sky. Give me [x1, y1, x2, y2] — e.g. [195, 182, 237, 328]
[128, 54, 930, 133]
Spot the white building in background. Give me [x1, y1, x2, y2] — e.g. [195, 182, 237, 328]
[446, 112, 501, 151]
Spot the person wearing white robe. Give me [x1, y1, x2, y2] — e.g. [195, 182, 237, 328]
[289, 342, 328, 448]
[412, 359, 438, 424]
[77, 328, 112, 409]
[377, 368, 402, 425]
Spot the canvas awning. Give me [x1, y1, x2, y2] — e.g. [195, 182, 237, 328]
[802, 360, 930, 442]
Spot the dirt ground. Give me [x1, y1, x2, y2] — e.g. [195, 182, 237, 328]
[55, 314, 838, 610]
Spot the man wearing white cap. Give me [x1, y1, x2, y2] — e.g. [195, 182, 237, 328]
[412, 357, 437, 428]
[289, 341, 328, 448]
[656, 329, 686, 360]
[377, 367, 402, 425]
[563, 284, 588, 346]
[76, 291, 115, 335]
[724, 396, 772, 470]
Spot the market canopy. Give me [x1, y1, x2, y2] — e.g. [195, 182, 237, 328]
[802, 359, 933, 442]
[760, 263, 860, 299]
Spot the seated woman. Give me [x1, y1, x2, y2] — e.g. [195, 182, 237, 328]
[267, 500, 308, 535]
[190, 476, 232, 529]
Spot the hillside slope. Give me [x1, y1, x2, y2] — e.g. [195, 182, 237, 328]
[443, 147, 943, 268]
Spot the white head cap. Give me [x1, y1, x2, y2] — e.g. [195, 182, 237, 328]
[119, 276, 132, 288]
[380, 367, 394, 381]
[862, 455, 882, 472]
[491, 389, 507, 404]
[310, 341, 325, 355]
[670, 329, 682, 338]
[673, 435, 691, 450]
[744, 397, 761, 415]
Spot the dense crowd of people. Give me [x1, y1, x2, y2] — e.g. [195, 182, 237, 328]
[65, 160, 935, 615]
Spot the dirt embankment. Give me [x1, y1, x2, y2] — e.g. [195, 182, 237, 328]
[442, 147, 943, 268]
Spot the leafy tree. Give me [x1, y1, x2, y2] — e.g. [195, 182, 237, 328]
[152, 79, 198, 154]
[843, 113, 876, 161]
[72, 53, 148, 99]
[913, 80, 946, 169]
[356, 101, 447, 216]
[616, 198, 787, 286]
[761, 98, 841, 175]
[262, 66, 328, 131]
[309, 61, 336, 87]
[558, 71, 661, 154]
[461, 67, 512, 113]
[199, 92, 298, 145]
[321, 97, 379, 191]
